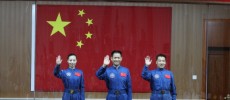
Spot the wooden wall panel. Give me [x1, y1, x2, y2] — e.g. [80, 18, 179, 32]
[170, 4, 208, 99]
[0, 1, 230, 99]
[207, 5, 230, 19]
[207, 20, 230, 47]
[0, 1, 34, 97]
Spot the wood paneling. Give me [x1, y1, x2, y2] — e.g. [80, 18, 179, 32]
[207, 48, 230, 99]
[1, 0, 230, 5]
[207, 20, 230, 47]
[206, 19, 230, 99]
[171, 4, 208, 99]
[0, 1, 230, 99]
[0, 1, 34, 97]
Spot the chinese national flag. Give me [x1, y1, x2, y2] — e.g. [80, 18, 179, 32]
[36, 5, 171, 92]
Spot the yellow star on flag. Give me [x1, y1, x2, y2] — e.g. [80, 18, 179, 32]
[85, 31, 93, 39]
[76, 40, 84, 48]
[47, 13, 71, 37]
[78, 9, 85, 17]
[86, 18, 93, 26]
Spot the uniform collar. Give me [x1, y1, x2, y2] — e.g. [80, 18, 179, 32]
[68, 66, 76, 70]
[157, 67, 165, 71]
[113, 65, 120, 69]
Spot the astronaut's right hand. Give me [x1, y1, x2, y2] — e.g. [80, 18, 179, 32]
[145, 56, 152, 67]
[102, 55, 110, 68]
[56, 55, 62, 65]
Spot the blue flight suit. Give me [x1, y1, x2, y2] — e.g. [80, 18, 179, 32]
[54, 65, 85, 100]
[96, 65, 132, 100]
[142, 66, 176, 100]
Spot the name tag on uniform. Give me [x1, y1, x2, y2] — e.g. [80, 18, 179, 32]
[75, 72, 81, 76]
[120, 73, 127, 77]
[165, 74, 171, 79]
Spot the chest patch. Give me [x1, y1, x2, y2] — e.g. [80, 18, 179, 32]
[66, 72, 71, 76]
[154, 74, 159, 79]
[165, 74, 171, 79]
[75, 72, 81, 76]
[109, 73, 115, 78]
[120, 72, 127, 77]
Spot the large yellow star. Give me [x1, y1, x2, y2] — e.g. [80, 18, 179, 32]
[86, 18, 93, 26]
[76, 40, 84, 48]
[85, 31, 93, 39]
[47, 13, 71, 37]
[78, 9, 85, 17]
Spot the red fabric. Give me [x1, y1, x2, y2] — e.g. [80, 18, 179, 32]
[36, 5, 172, 92]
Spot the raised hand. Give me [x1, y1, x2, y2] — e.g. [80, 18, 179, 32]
[145, 56, 152, 67]
[56, 55, 62, 65]
[102, 55, 110, 67]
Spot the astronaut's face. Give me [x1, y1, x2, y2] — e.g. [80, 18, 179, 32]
[156, 56, 166, 68]
[67, 55, 77, 68]
[111, 53, 122, 66]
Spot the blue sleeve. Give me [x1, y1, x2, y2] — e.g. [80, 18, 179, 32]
[53, 65, 63, 79]
[80, 71, 85, 100]
[127, 70, 132, 100]
[95, 67, 107, 80]
[170, 72, 177, 100]
[141, 66, 151, 81]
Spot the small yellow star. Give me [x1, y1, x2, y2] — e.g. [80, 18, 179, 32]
[76, 40, 84, 48]
[78, 9, 85, 17]
[85, 31, 93, 39]
[47, 13, 71, 37]
[86, 18, 93, 26]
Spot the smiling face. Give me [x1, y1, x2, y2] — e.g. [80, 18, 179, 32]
[111, 53, 122, 66]
[156, 56, 166, 68]
[67, 55, 77, 68]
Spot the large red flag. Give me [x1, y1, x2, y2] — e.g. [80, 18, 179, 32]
[35, 5, 171, 92]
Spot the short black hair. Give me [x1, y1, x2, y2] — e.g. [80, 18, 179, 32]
[156, 53, 166, 60]
[67, 53, 77, 59]
[111, 50, 122, 57]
